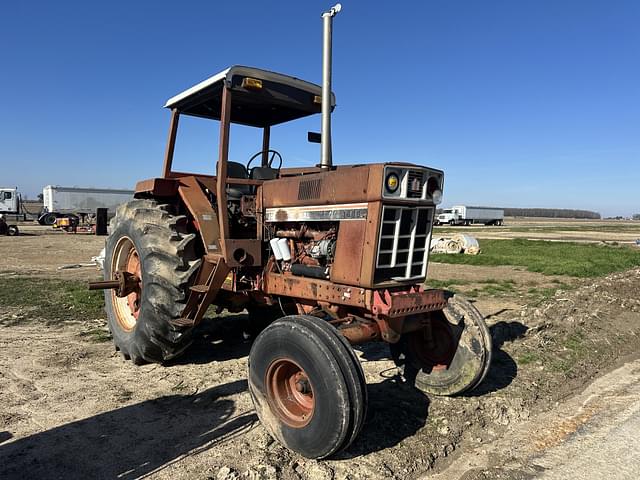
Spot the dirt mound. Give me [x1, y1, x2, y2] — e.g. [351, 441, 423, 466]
[508, 267, 640, 402]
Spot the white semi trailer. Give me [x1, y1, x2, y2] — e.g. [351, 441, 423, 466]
[39, 185, 134, 225]
[436, 205, 504, 226]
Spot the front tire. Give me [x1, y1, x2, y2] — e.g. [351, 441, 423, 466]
[248, 315, 367, 459]
[104, 199, 201, 364]
[391, 294, 492, 396]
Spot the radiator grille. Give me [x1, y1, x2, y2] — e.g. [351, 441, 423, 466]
[298, 179, 322, 200]
[406, 170, 424, 198]
[375, 206, 432, 282]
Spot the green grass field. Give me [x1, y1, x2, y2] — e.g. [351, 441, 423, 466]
[0, 276, 105, 324]
[430, 238, 640, 277]
[1, 238, 638, 334]
[434, 224, 640, 234]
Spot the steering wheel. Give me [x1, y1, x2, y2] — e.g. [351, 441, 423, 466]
[246, 149, 283, 171]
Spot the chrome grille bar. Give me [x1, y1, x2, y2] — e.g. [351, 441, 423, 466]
[375, 205, 433, 282]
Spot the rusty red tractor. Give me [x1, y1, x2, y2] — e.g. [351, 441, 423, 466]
[90, 4, 492, 459]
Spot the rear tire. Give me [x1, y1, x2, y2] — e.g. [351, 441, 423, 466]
[391, 294, 492, 396]
[248, 315, 367, 459]
[7, 225, 19, 236]
[104, 199, 201, 364]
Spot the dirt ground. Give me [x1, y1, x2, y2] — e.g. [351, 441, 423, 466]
[0, 225, 106, 280]
[427, 356, 640, 480]
[1, 225, 640, 479]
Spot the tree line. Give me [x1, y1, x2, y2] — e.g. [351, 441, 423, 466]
[503, 208, 601, 219]
[435, 207, 602, 219]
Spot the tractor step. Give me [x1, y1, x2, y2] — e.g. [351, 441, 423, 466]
[178, 258, 231, 328]
[170, 317, 196, 327]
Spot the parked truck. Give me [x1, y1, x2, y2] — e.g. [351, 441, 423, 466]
[0, 187, 21, 235]
[39, 185, 134, 225]
[0, 187, 19, 214]
[0, 187, 32, 221]
[436, 205, 504, 226]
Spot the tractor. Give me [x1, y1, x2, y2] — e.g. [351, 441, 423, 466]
[90, 4, 492, 459]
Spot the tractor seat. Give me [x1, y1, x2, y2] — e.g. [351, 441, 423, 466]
[222, 161, 252, 199]
[250, 166, 279, 181]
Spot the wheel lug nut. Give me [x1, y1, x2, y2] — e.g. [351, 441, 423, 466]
[295, 379, 310, 394]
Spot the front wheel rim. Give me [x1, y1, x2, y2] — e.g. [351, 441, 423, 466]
[265, 358, 315, 428]
[408, 316, 458, 372]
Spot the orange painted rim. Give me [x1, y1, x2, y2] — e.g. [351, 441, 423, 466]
[265, 358, 315, 428]
[408, 316, 457, 372]
[111, 237, 142, 332]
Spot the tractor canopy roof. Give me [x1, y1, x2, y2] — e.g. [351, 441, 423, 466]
[164, 66, 336, 128]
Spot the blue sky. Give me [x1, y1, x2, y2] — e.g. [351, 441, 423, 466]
[0, 1, 638, 216]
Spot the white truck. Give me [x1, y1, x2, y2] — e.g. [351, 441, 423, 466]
[436, 205, 504, 226]
[0, 187, 19, 214]
[39, 185, 134, 225]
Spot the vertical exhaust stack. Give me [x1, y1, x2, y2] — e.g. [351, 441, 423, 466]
[320, 3, 341, 170]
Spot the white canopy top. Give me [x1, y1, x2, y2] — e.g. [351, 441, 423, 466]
[164, 65, 335, 109]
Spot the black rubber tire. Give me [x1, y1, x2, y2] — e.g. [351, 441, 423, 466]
[391, 294, 492, 396]
[248, 315, 367, 459]
[42, 213, 57, 225]
[7, 225, 19, 236]
[300, 316, 367, 452]
[104, 199, 201, 364]
[449, 219, 456, 226]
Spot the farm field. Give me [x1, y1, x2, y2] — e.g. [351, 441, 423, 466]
[434, 216, 640, 244]
[1, 220, 640, 479]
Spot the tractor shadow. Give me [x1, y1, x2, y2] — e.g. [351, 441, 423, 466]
[0, 431, 12, 444]
[355, 341, 392, 362]
[339, 379, 430, 458]
[339, 321, 526, 457]
[0, 379, 256, 480]
[355, 320, 525, 397]
[170, 313, 253, 365]
[465, 321, 527, 397]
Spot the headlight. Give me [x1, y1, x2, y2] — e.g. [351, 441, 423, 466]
[385, 173, 400, 193]
[426, 176, 443, 204]
[431, 189, 443, 205]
